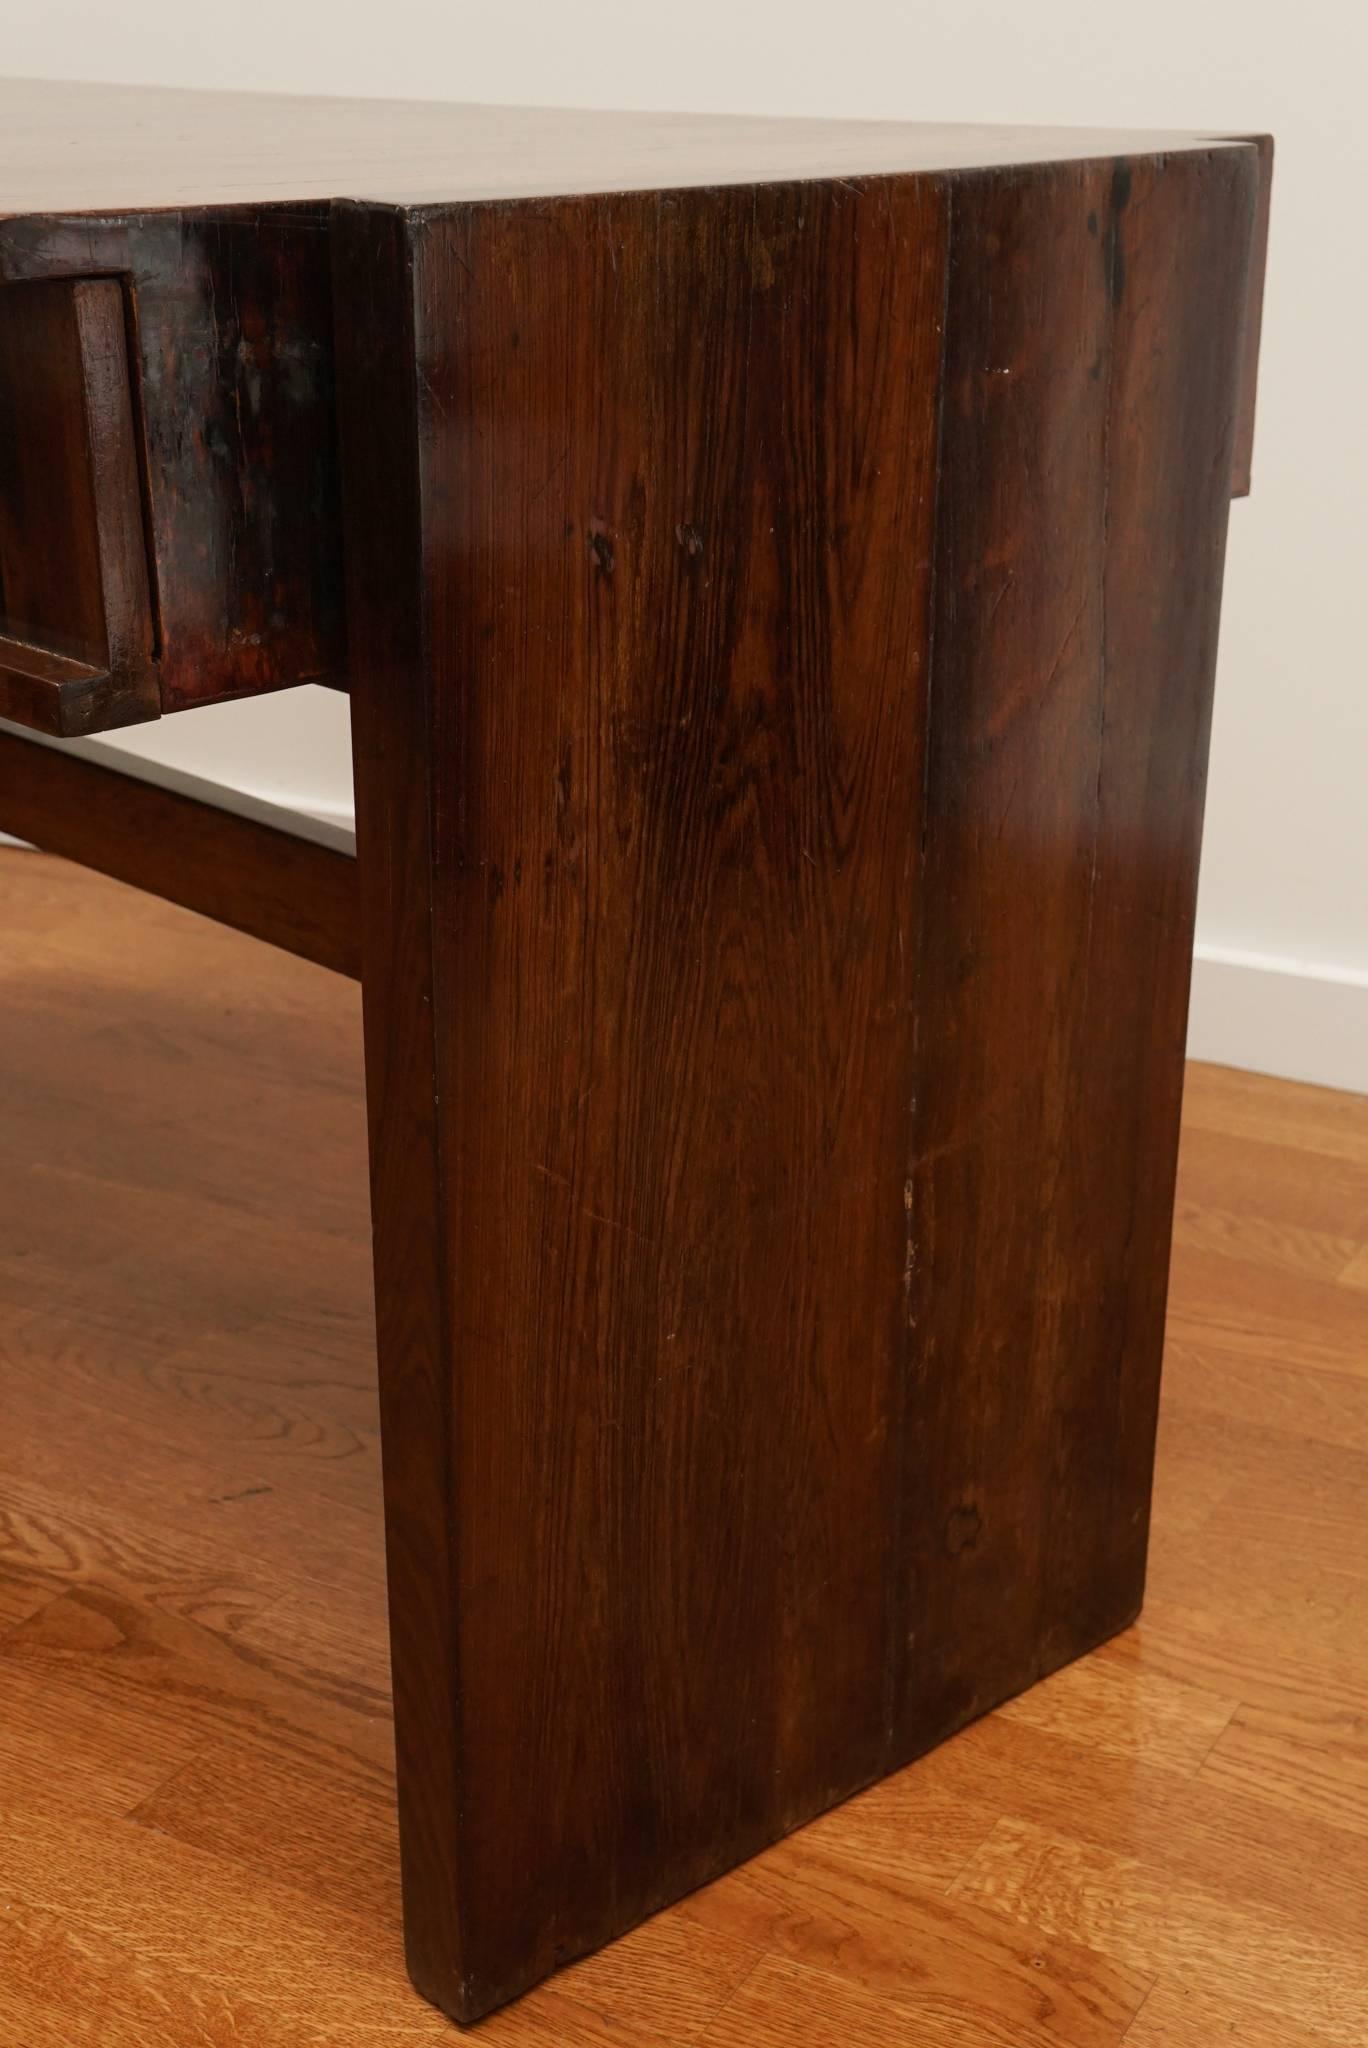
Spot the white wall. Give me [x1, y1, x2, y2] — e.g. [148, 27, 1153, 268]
[8, 0, 1366, 1088]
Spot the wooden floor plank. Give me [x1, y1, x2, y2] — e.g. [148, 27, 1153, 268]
[676, 1835, 1152, 2047]
[692, 1953, 1060, 2048]
[1170, 1193, 1364, 1288]
[1181, 1063, 1368, 1166]
[1121, 1978, 1343, 2048]
[2, 850, 1366, 2044]
[990, 1646, 1239, 1775]
[1173, 1122, 1368, 1243]
[1166, 1243, 1368, 1381]
[950, 1816, 1368, 2047]
[1199, 1706, 1368, 1841]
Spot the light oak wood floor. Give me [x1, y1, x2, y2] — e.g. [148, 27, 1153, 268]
[1, 849, 1366, 2046]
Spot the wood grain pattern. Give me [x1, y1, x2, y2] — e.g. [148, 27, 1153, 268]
[0, 727, 359, 974]
[336, 147, 1259, 2022]
[898, 149, 1256, 1758]
[339, 175, 950, 2020]
[0, 864, 1364, 2043]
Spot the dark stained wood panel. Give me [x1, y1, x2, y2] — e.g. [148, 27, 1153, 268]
[339, 176, 950, 2020]
[333, 203, 459, 2015]
[896, 158, 1116, 1751]
[896, 147, 1260, 1762]
[0, 281, 111, 665]
[0, 728, 359, 975]
[0, 277, 158, 734]
[339, 142, 1263, 2023]
[0, 210, 343, 717]
[1034, 150, 1259, 1667]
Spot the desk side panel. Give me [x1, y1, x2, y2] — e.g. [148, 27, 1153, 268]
[897, 146, 1260, 1756]
[339, 176, 949, 2020]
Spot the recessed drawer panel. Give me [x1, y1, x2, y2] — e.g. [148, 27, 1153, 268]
[0, 276, 157, 735]
[0, 206, 345, 734]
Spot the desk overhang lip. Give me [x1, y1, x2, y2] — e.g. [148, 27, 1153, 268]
[0, 76, 1266, 219]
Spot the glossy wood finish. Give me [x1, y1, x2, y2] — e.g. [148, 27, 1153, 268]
[2, 857, 1365, 2048]
[0, 278, 157, 734]
[0, 727, 359, 976]
[339, 178, 949, 2021]
[899, 151, 1255, 1756]
[337, 145, 1260, 2022]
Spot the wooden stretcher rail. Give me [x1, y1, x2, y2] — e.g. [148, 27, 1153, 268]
[0, 722, 359, 978]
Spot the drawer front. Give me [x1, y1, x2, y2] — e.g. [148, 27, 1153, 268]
[0, 206, 344, 734]
[0, 277, 157, 735]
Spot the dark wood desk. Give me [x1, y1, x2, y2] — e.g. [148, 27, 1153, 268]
[0, 81, 1272, 2028]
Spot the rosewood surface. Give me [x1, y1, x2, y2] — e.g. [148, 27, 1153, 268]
[0, 79, 1271, 2035]
[337, 145, 1260, 2020]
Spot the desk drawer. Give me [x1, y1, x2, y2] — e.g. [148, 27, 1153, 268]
[0, 277, 157, 735]
[0, 207, 343, 734]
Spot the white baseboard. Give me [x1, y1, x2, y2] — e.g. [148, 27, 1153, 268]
[1188, 944, 1368, 1095]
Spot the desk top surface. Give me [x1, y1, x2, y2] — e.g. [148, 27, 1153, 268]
[1, 77, 1252, 216]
